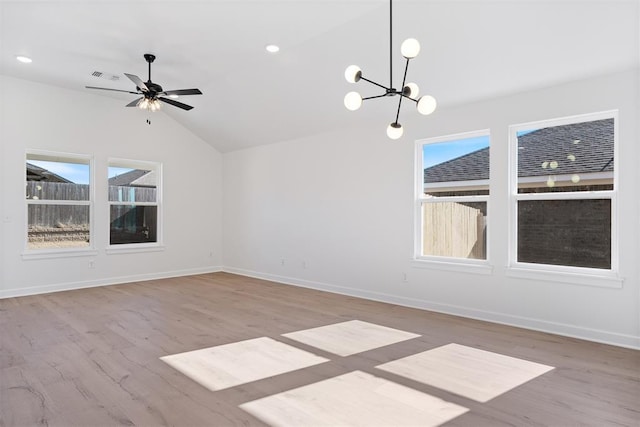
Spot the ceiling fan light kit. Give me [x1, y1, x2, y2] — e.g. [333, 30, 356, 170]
[136, 97, 161, 112]
[344, 0, 436, 139]
[86, 53, 202, 112]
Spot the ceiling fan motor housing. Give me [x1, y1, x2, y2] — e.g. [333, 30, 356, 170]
[144, 81, 163, 96]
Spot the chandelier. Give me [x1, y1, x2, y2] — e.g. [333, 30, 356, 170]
[344, 0, 436, 139]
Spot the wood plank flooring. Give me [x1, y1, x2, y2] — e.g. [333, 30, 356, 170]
[1, 272, 639, 426]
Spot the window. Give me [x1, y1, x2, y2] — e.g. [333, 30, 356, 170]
[416, 131, 490, 262]
[108, 159, 161, 246]
[510, 111, 617, 272]
[25, 151, 92, 251]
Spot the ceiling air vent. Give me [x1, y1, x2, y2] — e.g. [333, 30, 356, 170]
[91, 71, 120, 81]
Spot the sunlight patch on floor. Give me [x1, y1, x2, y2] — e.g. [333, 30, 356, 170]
[282, 320, 420, 356]
[377, 343, 554, 402]
[161, 337, 328, 391]
[240, 370, 469, 427]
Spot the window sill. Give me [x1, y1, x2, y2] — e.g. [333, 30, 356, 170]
[105, 244, 165, 255]
[22, 248, 99, 260]
[506, 264, 623, 289]
[411, 258, 494, 275]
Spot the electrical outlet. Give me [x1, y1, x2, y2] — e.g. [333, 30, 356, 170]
[281, 259, 285, 266]
[402, 272, 408, 283]
[88, 260, 95, 269]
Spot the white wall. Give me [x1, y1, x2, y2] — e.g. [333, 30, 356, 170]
[223, 69, 640, 349]
[0, 75, 223, 297]
[2, 69, 638, 349]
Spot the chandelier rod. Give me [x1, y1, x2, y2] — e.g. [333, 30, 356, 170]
[389, 0, 393, 89]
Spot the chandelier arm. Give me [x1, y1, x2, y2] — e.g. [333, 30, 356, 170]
[393, 58, 411, 124]
[394, 98, 403, 125]
[359, 75, 391, 91]
[362, 94, 389, 101]
[401, 94, 419, 103]
[400, 57, 410, 93]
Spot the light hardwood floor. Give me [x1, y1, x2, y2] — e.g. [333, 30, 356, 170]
[1, 272, 639, 426]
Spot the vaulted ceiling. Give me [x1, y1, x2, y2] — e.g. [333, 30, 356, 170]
[1, 0, 638, 152]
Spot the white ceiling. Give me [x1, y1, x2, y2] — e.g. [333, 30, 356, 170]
[1, 0, 638, 152]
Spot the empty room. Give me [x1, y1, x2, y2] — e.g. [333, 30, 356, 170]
[1, 0, 639, 426]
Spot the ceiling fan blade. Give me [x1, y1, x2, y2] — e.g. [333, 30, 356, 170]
[124, 73, 149, 92]
[126, 97, 143, 107]
[160, 88, 203, 96]
[86, 86, 140, 95]
[158, 97, 194, 111]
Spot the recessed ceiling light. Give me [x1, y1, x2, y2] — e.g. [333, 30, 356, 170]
[16, 55, 33, 63]
[168, 94, 179, 99]
[265, 44, 280, 53]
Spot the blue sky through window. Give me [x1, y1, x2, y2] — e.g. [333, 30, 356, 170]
[423, 135, 490, 169]
[27, 161, 133, 184]
[28, 160, 90, 184]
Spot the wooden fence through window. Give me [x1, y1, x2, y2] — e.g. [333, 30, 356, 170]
[26, 181, 156, 227]
[423, 202, 486, 259]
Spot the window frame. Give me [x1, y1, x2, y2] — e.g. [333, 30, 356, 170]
[23, 149, 97, 259]
[507, 110, 621, 287]
[414, 129, 492, 271]
[106, 158, 164, 254]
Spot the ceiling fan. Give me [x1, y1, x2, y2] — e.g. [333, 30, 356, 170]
[86, 53, 202, 111]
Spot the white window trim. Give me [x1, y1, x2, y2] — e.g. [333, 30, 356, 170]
[105, 244, 165, 255]
[425, 179, 489, 191]
[107, 158, 163, 252]
[22, 248, 99, 260]
[414, 129, 492, 269]
[507, 110, 620, 287]
[22, 150, 95, 259]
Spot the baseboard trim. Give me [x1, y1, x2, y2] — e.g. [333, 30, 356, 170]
[0, 266, 224, 299]
[223, 266, 640, 350]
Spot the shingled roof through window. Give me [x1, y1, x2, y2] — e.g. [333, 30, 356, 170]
[108, 169, 155, 187]
[26, 162, 73, 183]
[424, 118, 614, 183]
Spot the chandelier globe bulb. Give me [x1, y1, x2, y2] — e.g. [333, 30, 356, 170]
[344, 92, 363, 111]
[401, 38, 420, 59]
[344, 65, 362, 83]
[386, 122, 404, 139]
[403, 82, 420, 98]
[417, 95, 437, 115]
